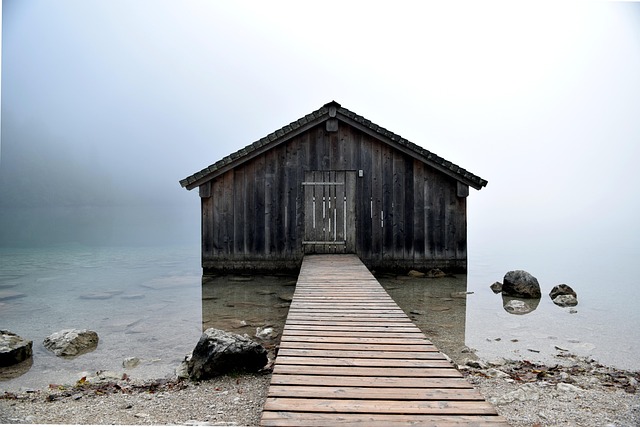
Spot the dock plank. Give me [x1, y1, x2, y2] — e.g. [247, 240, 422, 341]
[260, 254, 507, 426]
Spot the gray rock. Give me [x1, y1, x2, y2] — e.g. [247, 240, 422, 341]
[550, 284, 578, 307]
[486, 368, 511, 378]
[0, 330, 33, 367]
[43, 329, 99, 357]
[490, 281, 503, 293]
[553, 294, 578, 307]
[426, 268, 446, 278]
[255, 326, 277, 340]
[549, 284, 577, 299]
[490, 384, 540, 405]
[123, 357, 141, 369]
[557, 382, 582, 393]
[502, 270, 541, 298]
[407, 270, 425, 278]
[187, 328, 268, 380]
[176, 353, 192, 379]
[463, 359, 488, 369]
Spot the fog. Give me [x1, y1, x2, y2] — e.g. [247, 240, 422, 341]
[2, 1, 640, 250]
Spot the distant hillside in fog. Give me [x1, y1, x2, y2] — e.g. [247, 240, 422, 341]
[0, 115, 199, 247]
[0, 116, 127, 209]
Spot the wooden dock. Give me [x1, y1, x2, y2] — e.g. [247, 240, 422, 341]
[261, 254, 508, 426]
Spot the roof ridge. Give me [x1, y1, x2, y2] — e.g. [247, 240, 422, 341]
[180, 101, 487, 190]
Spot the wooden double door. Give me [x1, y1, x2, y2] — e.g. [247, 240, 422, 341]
[302, 171, 356, 254]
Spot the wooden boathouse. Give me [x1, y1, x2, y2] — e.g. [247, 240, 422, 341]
[180, 101, 487, 273]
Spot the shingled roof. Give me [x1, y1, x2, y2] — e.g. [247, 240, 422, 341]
[180, 101, 488, 191]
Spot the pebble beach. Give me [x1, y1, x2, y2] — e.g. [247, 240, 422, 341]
[2, 349, 638, 426]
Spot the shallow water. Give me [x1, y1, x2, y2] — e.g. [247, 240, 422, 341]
[0, 246, 204, 390]
[1, 244, 638, 392]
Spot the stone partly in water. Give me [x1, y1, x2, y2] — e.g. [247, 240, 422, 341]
[426, 268, 447, 278]
[123, 357, 141, 369]
[407, 270, 426, 278]
[186, 328, 268, 380]
[490, 282, 503, 294]
[502, 270, 542, 299]
[43, 329, 99, 357]
[0, 330, 33, 367]
[550, 284, 578, 307]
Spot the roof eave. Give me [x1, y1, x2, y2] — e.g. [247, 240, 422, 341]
[180, 109, 331, 190]
[335, 111, 487, 190]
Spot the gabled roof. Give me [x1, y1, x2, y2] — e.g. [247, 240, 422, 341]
[180, 101, 488, 191]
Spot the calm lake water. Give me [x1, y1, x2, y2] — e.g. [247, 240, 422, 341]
[1, 242, 638, 391]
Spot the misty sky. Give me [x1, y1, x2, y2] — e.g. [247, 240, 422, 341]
[2, 1, 640, 251]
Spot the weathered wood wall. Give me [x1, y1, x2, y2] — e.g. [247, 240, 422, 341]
[199, 121, 467, 273]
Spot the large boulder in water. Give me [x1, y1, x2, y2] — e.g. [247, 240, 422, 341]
[0, 330, 33, 367]
[187, 328, 268, 380]
[43, 329, 99, 357]
[502, 270, 541, 299]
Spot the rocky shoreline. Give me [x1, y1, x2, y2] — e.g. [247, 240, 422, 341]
[1, 351, 638, 426]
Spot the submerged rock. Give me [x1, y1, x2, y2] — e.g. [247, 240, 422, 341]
[186, 328, 268, 380]
[426, 268, 447, 278]
[407, 270, 426, 278]
[0, 291, 27, 301]
[0, 330, 33, 367]
[43, 329, 99, 357]
[123, 357, 141, 369]
[502, 270, 541, 298]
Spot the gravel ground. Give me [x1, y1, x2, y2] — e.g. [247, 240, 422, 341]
[0, 373, 271, 426]
[1, 353, 638, 426]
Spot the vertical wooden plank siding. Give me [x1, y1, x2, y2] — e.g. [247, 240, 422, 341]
[233, 169, 245, 255]
[200, 122, 469, 272]
[381, 144, 394, 263]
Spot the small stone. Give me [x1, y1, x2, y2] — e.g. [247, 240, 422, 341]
[490, 282, 503, 293]
[486, 368, 511, 378]
[464, 359, 488, 369]
[407, 270, 425, 278]
[0, 330, 33, 367]
[549, 284, 577, 300]
[450, 291, 471, 298]
[426, 268, 446, 278]
[255, 327, 276, 340]
[123, 357, 141, 369]
[134, 413, 150, 419]
[43, 329, 99, 357]
[557, 382, 582, 393]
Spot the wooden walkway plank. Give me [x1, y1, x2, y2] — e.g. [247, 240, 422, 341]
[260, 254, 508, 426]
